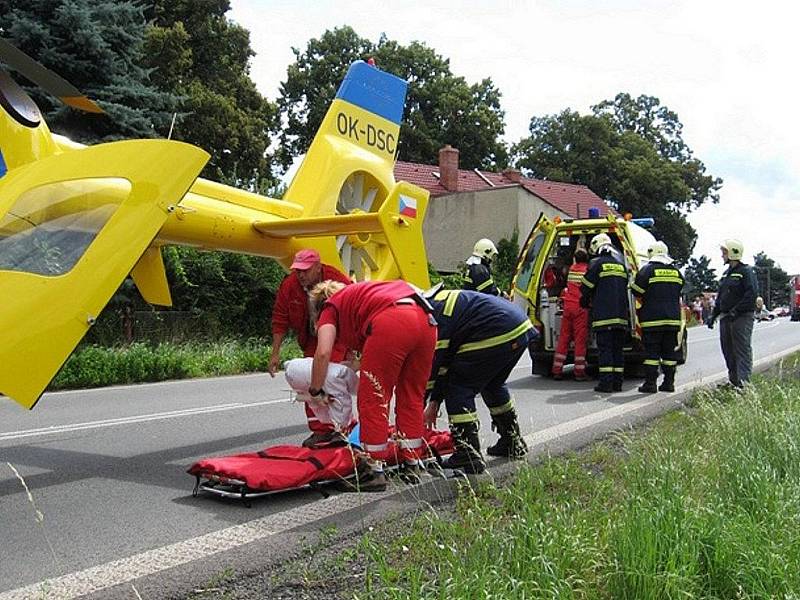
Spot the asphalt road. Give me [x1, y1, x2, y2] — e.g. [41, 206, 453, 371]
[1, 318, 799, 598]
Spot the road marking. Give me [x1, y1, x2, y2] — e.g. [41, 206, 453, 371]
[2, 341, 798, 599]
[0, 490, 388, 600]
[0, 398, 291, 442]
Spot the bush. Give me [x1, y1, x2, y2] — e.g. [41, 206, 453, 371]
[49, 338, 302, 390]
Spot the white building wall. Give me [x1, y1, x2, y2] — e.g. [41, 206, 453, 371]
[423, 186, 566, 272]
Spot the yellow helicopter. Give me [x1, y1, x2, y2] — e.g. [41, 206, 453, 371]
[0, 39, 431, 410]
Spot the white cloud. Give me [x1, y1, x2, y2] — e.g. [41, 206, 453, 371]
[230, 0, 800, 274]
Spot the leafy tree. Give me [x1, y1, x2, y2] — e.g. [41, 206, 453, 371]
[277, 26, 507, 170]
[143, 0, 278, 188]
[0, 0, 178, 142]
[753, 251, 790, 308]
[683, 255, 718, 298]
[593, 93, 722, 210]
[513, 96, 722, 264]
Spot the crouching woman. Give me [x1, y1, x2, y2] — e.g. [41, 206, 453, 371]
[308, 280, 437, 489]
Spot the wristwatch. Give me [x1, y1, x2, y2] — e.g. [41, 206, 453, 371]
[308, 387, 326, 397]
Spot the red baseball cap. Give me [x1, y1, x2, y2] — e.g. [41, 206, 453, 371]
[290, 248, 321, 270]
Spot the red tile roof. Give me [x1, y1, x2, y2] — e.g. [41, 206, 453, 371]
[394, 160, 614, 219]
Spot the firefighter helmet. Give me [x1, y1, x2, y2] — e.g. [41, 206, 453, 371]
[647, 241, 669, 259]
[473, 238, 498, 261]
[720, 239, 744, 261]
[589, 233, 612, 255]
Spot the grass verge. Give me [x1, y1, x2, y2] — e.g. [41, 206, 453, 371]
[351, 360, 800, 598]
[49, 339, 302, 390]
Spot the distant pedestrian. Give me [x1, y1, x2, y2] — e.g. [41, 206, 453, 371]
[707, 239, 757, 388]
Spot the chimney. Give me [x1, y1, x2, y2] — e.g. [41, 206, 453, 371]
[502, 168, 522, 183]
[438, 145, 459, 191]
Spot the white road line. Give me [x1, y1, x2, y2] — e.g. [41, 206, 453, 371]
[2, 341, 798, 599]
[0, 398, 291, 442]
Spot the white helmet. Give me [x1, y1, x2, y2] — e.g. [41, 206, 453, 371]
[647, 241, 669, 259]
[720, 239, 744, 261]
[473, 238, 498, 261]
[589, 233, 612, 255]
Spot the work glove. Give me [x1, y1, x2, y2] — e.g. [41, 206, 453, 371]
[579, 295, 590, 309]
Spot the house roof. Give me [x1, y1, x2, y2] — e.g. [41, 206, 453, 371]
[394, 160, 614, 219]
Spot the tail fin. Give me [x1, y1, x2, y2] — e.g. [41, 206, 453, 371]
[260, 61, 430, 285]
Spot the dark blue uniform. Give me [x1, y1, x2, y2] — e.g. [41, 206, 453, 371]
[580, 248, 630, 391]
[712, 262, 757, 386]
[463, 256, 499, 295]
[631, 260, 685, 390]
[427, 290, 534, 423]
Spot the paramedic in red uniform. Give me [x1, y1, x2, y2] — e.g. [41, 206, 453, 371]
[268, 249, 352, 447]
[308, 280, 437, 489]
[551, 249, 590, 380]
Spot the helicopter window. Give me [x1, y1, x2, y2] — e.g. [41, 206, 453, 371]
[0, 177, 130, 276]
[514, 230, 546, 293]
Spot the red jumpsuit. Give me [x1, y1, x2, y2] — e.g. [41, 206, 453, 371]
[552, 262, 589, 378]
[317, 281, 437, 461]
[272, 264, 351, 433]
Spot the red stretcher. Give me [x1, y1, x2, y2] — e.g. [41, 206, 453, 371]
[188, 429, 454, 505]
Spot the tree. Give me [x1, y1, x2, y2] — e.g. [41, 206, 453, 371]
[513, 96, 722, 264]
[593, 93, 722, 211]
[277, 26, 507, 170]
[683, 255, 718, 298]
[0, 0, 178, 142]
[143, 0, 278, 188]
[753, 251, 790, 308]
[494, 230, 520, 293]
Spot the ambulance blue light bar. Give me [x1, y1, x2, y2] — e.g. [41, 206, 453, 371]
[631, 217, 654, 228]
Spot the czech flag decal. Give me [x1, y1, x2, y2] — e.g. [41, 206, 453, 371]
[399, 194, 417, 218]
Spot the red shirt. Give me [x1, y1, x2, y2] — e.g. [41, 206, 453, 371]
[561, 262, 588, 309]
[272, 264, 351, 356]
[317, 280, 416, 352]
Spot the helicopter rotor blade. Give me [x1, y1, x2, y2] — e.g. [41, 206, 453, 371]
[0, 37, 103, 114]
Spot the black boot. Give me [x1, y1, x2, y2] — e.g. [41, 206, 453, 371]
[594, 375, 614, 393]
[487, 410, 527, 459]
[613, 372, 623, 392]
[638, 381, 658, 393]
[659, 367, 675, 392]
[442, 422, 485, 474]
[638, 365, 658, 393]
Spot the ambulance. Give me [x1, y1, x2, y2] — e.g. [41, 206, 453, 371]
[510, 212, 688, 375]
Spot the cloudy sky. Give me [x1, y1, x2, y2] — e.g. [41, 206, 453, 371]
[230, 0, 800, 276]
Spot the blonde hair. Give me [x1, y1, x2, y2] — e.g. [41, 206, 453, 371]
[308, 280, 347, 326]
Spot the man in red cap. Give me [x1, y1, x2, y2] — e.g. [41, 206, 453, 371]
[269, 248, 352, 446]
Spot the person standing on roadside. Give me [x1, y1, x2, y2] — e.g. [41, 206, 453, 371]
[707, 239, 757, 388]
[631, 241, 684, 393]
[580, 233, 630, 393]
[269, 249, 352, 446]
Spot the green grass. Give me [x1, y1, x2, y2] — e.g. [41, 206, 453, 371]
[354, 366, 800, 599]
[49, 338, 302, 390]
